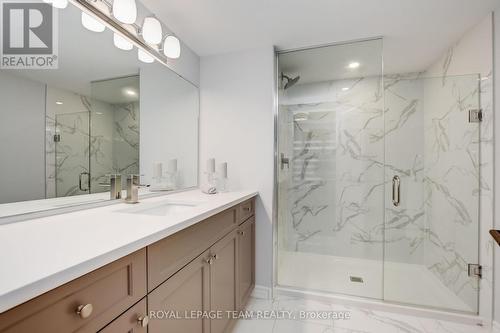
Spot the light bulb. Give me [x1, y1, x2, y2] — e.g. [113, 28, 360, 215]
[81, 12, 105, 32]
[112, 0, 137, 24]
[43, 0, 68, 9]
[163, 35, 181, 59]
[142, 17, 162, 45]
[138, 49, 154, 63]
[114, 33, 133, 50]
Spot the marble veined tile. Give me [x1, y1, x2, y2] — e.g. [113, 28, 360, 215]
[231, 297, 492, 333]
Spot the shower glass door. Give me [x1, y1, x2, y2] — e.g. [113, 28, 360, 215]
[276, 39, 385, 299]
[383, 74, 480, 313]
[55, 111, 91, 197]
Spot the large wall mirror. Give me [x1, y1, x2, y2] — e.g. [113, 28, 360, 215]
[0, 1, 199, 219]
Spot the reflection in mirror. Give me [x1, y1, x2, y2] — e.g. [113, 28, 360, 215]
[0, 2, 199, 218]
[48, 75, 140, 198]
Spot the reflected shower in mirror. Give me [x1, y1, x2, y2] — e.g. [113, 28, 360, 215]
[0, 2, 199, 218]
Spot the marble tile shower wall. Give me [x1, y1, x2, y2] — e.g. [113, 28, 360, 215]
[280, 70, 487, 312]
[422, 75, 480, 311]
[45, 88, 139, 197]
[279, 77, 385, 260]
[422, 16, 493, 315]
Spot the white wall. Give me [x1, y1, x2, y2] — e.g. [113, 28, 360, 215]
[140, 62, 199, 188]
[0, 72, 46, 204]
[200, 47, 275, 288]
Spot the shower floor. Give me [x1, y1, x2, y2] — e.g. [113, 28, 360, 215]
[277, 251, 473, 313]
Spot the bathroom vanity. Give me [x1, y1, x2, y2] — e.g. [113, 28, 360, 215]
[0, 191, 256, 333]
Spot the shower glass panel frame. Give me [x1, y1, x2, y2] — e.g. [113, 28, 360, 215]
[274, 40, 481, 315]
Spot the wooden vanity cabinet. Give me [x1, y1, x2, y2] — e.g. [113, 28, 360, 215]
[147, 207, 238, 290]
[0, 198, 255, 333]
[148, 250, 211, 333]
[0, 249, 147, 333]
[237, 217, 255, 310]
[209, 230, 238, 333]
[98, 298, 148, 333]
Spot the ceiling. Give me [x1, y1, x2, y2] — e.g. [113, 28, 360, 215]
[278, 39, 382, 84]
[91, 75, 140, 104]
[141, 0, 499, 74]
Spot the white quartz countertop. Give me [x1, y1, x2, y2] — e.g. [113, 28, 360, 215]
[0, 189, 258, 313]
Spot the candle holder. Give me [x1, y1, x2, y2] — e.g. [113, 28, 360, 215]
[217, 176, 228, 192]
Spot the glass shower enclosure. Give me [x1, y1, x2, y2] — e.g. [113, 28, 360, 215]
[276, 39, 481, 314]
[52, 75, 140, 198]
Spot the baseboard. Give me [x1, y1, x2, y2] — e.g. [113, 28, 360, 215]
[251, 285, 272, 299]
[493, 320, 500, 333]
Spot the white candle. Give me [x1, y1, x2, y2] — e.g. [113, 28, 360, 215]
[218, 162, 227, 179]
[207, 158, 215, 173]
[168, 159, 178, 173]
[153, 162, 163, 178]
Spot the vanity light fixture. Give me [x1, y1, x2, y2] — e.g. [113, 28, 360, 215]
[163, 35, 181, 59]
[112, 0, 137, 24]
[138, 49, 155, 63]
[141, 17, 163, 45]
[56, 101, 64, 105]
[114, 33, 133, 50]
[81, 1, 109, 32]
[77, 0, 182, 62]
[342, 87, 350, 91]
[347, 62, 360, 69]
[43, 0, 68, 9]
[81, 12, 106, 32]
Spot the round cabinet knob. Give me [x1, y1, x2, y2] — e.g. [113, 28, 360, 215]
[76, 304, 93, 319]
[238, 231, 245, 236]
[137, 315, 149, 327]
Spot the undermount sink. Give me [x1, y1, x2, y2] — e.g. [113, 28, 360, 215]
[116, 200, 202, 216]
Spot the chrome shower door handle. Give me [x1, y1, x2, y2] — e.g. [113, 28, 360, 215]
[392, 175, 400, 207]
[79, 172, 90, 192]
[280, 153, 290, 170]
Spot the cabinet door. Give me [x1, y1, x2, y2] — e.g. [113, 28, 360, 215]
[237, 217, 255, 309]
[148, 251, 211, 333]
[0, 249, 147, 333]
[148, 207, 238, 290]
[210, 230, 238, 333]
[99, 298, 148, 333]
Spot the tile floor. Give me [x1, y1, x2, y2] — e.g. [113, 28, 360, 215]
[231, 297, 494, 333]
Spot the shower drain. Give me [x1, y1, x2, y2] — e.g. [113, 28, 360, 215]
[350, 276, 364, 283]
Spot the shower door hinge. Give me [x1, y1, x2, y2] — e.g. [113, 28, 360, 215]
[53, 134, 61, 142]
[468, 264, 482, 279]
[468, 109, 483, 123]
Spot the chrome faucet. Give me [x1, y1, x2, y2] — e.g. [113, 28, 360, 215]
[99, 174, 122, 200]
[109, 174, 122, 200]
[125, 174, 148, 204]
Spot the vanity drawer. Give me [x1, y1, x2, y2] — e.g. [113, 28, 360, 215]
[238, 199, 255, 224]
[0, 249, 147, 333]
[99, 298, 148, 333]
[148, 207, 238, 290]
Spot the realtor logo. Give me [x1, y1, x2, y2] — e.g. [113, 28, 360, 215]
[1, 0, 58, 69]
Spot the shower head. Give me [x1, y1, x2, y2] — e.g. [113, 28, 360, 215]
[281, 72, 300, 90]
